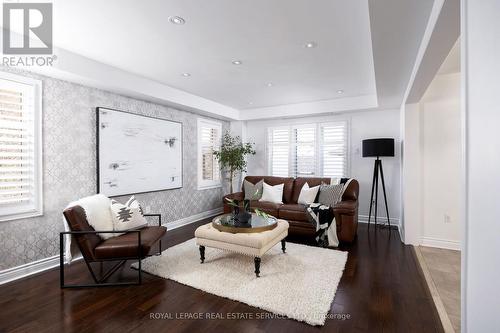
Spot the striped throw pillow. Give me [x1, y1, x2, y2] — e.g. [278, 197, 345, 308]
[318, 183, 344, 207]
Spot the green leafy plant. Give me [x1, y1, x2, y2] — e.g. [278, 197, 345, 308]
[254, 208, 271, 219]
[224, 197, 239, 207]
[213, 132, 256, 193]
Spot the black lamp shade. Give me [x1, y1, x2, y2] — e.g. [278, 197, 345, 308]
[362, 138, 395, 157]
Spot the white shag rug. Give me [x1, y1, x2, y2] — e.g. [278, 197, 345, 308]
[133, 238, 347, 326]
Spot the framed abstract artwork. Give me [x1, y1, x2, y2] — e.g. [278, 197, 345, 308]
[96, 107, 182, 196]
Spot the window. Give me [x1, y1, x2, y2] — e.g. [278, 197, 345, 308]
[267, 121, 348, 178]
[320, 122, 348, 178]
[267, 127, 289, 177]
[0, 72, 42, 221]
[292, 125, 317, 177]
[197, 118, 222, 189]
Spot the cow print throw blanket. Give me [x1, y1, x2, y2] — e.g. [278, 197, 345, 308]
[306, 178, 352, 247]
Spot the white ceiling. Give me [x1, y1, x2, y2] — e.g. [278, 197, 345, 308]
[368, 0, 436, 109]
[405, 0, 460, 104]
[50, 0, 377, 111]
[3, 0, 448, 120]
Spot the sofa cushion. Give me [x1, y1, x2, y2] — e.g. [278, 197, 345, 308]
[243, 179, 263, 200]
[259, 182, 284, 204]
[94, 226, 166, 259]
[318, 183, 344, 207]
[292, 177, 332, 203]
[250, 200, 282, 217]
[245, 176, 294, 203]
[278, 204, 309, 222]
[297, 183, 320, 205]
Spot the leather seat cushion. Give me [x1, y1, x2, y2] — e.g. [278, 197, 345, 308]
[278, 204, 309, 222]
[94, 226, 166, 259]
[250, 200, 282, 217]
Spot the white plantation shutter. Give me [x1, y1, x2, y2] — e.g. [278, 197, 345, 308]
[0, 73, 42, 221]
[292, 126, 316, 177]
[198, 118, 222, 189]
[267, 121, 349, 178]
[267, 127, 289, 177]
[320, 122, 348, 178]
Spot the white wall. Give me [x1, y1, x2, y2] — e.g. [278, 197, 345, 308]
[402, 103, 423, 245]
[463, 0, 500, 331]
[402, 71, 461, 250]
[420, 72, 461, 247]
[245, 109, 401, 224]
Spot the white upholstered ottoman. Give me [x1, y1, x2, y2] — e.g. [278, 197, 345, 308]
[194, 219, 289, 277]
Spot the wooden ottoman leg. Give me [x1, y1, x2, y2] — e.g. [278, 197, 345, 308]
[281, 239, 286, 253]
[254, 257, 261, 277]
[199, 246, 205, 263]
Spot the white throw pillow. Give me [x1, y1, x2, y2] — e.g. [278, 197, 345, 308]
[297, 183, 320, 205]
[110, 196, 148, 232]
[259, 182, 284, 204]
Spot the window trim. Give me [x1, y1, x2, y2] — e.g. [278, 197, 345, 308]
[0, 71, 43, 222]
[266, 120, 350, 178]
[197, 118, 222, 190]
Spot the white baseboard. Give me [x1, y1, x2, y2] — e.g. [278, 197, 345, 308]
[166, 207, 223, 231]
[0, 207, 224, 286]
[0, 255, 60, 285]
[421, 236, 461, 251]
[358, 214, 404, 242]
[358, 214, 400, 226]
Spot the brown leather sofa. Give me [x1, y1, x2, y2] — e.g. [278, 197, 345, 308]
[223, 176, 359, 243]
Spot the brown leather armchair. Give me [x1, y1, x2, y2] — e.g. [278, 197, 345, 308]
[60, 205, 166, 288]
[223, 176, 359, 243]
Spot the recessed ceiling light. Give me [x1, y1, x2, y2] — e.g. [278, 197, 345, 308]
[337, 89, 344, 94]
[267, 82, 274, 87]
[168, 16, 185, 25]
[248, 102, 253, 105]
[232, 60, 243, 65]
[182, 73, 191, 77]
[305, 41, 317, 48]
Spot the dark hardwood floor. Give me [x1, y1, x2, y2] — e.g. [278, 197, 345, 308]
[0, 220, 443, 333]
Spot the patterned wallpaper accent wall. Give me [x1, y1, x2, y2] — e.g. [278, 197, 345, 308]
[0, 69, 228, 270]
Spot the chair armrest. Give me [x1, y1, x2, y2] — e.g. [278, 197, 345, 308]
[333, 200, 357, 215]
[60, 230, 142, 258]
[144, 213, 162, 227]
[223, 192, 244, 202]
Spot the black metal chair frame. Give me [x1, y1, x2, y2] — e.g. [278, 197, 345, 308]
[59, 214, 162, 289]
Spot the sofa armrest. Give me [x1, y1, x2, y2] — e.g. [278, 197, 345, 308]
[333, 200, 357, 215]
[223, 192, 244, 202]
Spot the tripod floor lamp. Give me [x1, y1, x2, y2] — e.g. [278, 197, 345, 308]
[362, 138, 395, 227]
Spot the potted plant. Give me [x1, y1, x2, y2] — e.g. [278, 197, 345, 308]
[213, 132, 256, 193]
[225, 188, 263, 224]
